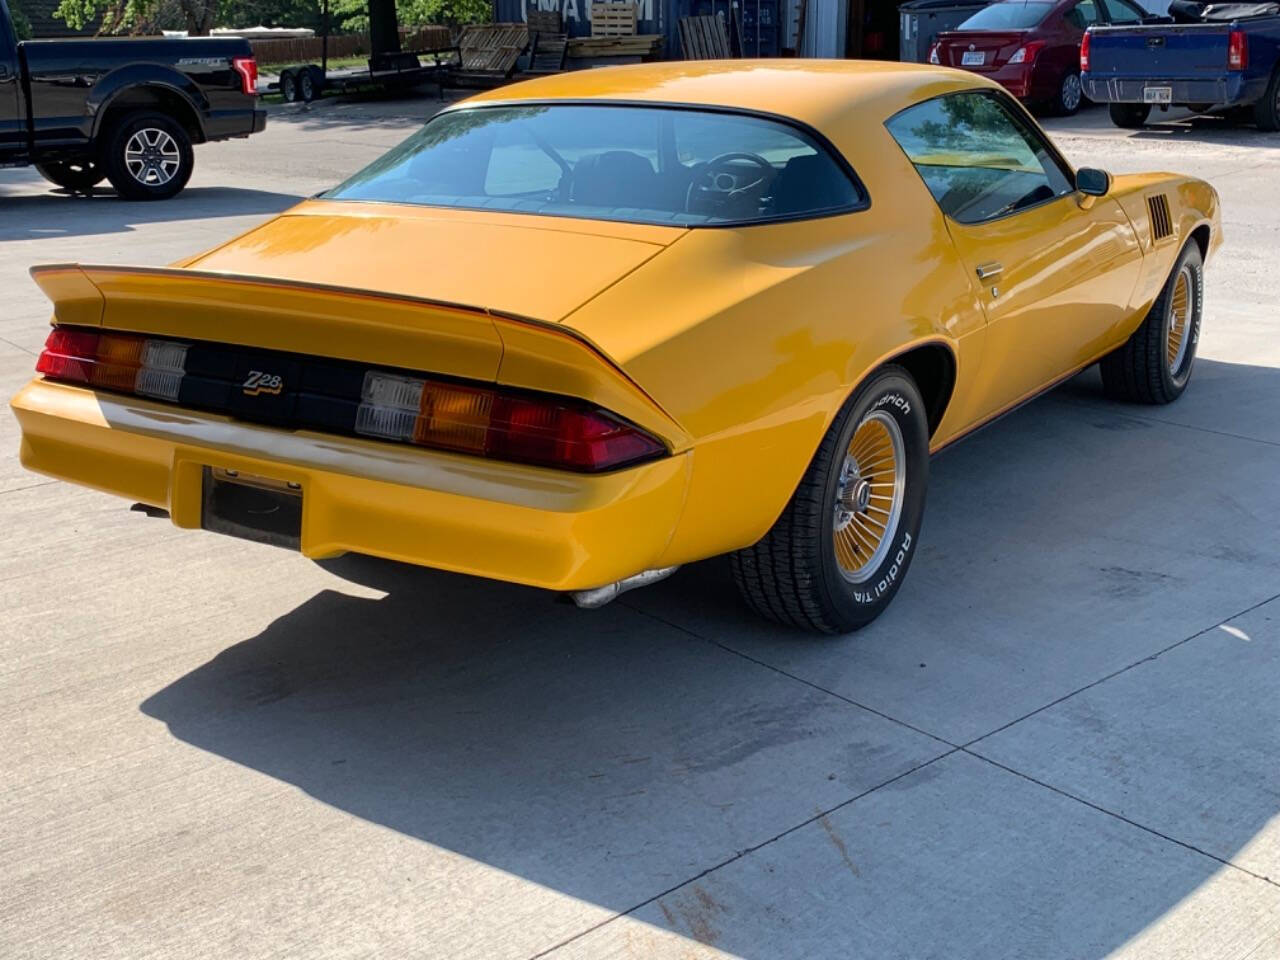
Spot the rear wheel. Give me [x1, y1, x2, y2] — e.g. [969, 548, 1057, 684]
[1100, 241, 1203, 404]
[1053, 71, 1084, 116]
[1109, 102, 1151, 128]
[730, 366, 930, 634]
[101, 111, 194, 201]
[1253, 67, 1280, 131]
[35, 160, 105, 192]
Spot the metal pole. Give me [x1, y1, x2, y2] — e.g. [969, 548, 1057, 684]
[322, 0, 330, 74]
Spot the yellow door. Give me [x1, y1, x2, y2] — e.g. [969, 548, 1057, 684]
[945, 193, 1143, 417]
[885, 88, 1143, 424]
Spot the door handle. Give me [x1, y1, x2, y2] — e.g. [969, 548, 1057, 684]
[975, 262, 1003, 281]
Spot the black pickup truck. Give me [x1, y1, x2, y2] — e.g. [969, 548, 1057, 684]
[1, 0, 265, 199]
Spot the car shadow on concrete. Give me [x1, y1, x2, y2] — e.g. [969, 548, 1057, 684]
[0, 186, 302, 242]
[138, 357, 1280, 957]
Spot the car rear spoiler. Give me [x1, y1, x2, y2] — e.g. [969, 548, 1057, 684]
[29, 263, 690, 451]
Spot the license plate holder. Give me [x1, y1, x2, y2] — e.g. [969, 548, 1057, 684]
[1143, 85, 1172, 104]
[961, 50, 985, 66]
[201, 467, 302, 550]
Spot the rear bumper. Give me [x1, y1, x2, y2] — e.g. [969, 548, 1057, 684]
[11, 379, 691, 592]
[1082, 73, 1249, 105]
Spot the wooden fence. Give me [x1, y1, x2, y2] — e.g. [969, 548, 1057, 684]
[250, 26, 452, 65]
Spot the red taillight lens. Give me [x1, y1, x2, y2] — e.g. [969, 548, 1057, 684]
[1080, 30, 1091, 72]
[37, 326, 188, 399]
[232, 56, 258, 96]
[356, 370, 665, 472]
[1228, 30, 1247, 70]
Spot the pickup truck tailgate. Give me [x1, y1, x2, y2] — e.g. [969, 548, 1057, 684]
[1087, 24, 1231, 78]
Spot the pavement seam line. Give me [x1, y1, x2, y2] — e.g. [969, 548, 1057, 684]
[0, 479, 59, 497]
[621, 602, 959, 749]
[0, 334, 36, 356]
[963, 749, 1280, 890]
[961, 587, 1280, 750]
[525, 747, 962, 960]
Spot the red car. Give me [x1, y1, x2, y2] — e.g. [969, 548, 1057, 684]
[929, 0, 1149, 115]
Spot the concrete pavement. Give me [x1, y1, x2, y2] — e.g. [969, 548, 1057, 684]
[1, 99, 1278, 959]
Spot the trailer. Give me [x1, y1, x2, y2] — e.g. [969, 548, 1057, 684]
[272, 47, 462, 102]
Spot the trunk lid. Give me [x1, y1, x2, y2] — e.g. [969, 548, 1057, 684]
[936, 30, 1030, 69]
[183, 201, 683, 325]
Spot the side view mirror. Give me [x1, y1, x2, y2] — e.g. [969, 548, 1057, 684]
[1076, 167, 1112, 197]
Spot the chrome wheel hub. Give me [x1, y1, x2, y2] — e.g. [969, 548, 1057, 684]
[124, 128, 180, 186]
[833, 410, 907, 583]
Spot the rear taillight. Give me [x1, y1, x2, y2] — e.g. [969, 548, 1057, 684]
[928, 42, 940, 64]
[1080, 30, 1091, 71]
[1009, 40, 1045, 65]
[35, 326, 666, 474]
[1228, 30, 1247, 70]
[232, 56, 258, 96]
[355, 370, 665, 472]
[37, 328, 188, 401]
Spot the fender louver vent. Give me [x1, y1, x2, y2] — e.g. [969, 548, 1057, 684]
[1148, 194, 1173, 242]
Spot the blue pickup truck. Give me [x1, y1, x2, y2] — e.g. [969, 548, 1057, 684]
[1081, 2, 1280, 128]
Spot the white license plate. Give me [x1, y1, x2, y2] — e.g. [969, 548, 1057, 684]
[1143, 85, 1172, 103]
[961, 51, 986, 66]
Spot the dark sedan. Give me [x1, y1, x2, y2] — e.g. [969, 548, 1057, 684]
[930, 0, 1151, 114]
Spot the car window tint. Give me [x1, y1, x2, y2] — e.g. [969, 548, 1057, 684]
[1102, 0, 1146, 20]
[885, 92, 1075, 225]
[957, 1, 1054, 28]
[1064, 0, 1103, 27]
[325, 105, 863, 227]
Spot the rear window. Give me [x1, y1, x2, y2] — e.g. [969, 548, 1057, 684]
[323, 104, 864, 226]
[957, 1, 1055, 28]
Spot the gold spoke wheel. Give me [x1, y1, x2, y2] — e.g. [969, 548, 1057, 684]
[832, 410, 906, 583]
[1167, 265, 1193, 375]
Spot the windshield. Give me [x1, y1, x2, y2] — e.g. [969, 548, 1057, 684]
[323, 105, 863, 226]
[957, 1, 1054, 28]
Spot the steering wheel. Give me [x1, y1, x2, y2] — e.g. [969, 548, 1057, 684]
[686, 152, 776, 216]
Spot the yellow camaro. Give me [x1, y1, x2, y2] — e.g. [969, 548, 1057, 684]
[11, 61, 1220, 633]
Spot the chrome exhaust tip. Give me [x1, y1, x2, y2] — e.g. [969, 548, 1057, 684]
[570, 566, 680, 609]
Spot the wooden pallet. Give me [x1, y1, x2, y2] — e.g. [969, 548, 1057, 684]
[565, 34, 664, 58]
[590, 2, 639, 37]
[528, 34, 568, 72]
[678, 14, 732, 59]
[457, 23, 530, 76]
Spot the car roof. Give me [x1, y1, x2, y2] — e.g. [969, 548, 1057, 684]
[456, 60, 997, 134]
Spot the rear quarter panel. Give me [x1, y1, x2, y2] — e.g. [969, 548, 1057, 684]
[563, 116, 989, 566]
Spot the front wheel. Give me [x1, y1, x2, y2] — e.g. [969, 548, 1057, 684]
[1110, 102, 1151, 128]
[101, 111, 194, 201]
[730, 366, 930, 634]
[1100, 240, 1203, 404]
[35, 160, 105, 192]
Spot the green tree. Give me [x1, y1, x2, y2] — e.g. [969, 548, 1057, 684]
[331, 0, 489, 31]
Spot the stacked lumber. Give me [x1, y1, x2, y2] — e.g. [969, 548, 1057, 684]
[590, 2, 639, 36]
[678, 13, 732, 59]
[565, 34, 664, 59]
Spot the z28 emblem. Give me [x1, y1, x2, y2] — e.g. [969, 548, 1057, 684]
[242, 371, 284, 396]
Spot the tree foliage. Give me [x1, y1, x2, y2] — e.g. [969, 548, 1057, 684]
[9, 0, 33, 38]
[52, 0, 486, 37]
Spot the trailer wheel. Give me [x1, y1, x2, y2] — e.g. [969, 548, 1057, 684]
[1254, 67, 1280, 131]
[280, 69, 299, 103]
[299, 68, 315, 102]
[1109, 103, 1151, 128]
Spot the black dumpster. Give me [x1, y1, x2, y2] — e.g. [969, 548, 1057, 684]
[898, 0, 991, 62]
